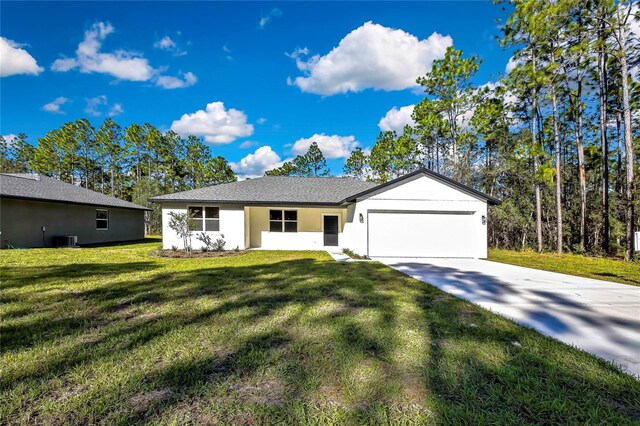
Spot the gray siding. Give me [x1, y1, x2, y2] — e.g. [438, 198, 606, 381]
[0, 197, 144, 248]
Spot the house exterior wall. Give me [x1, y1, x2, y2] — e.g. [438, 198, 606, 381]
[247, 206, 347, 249]
[341, 175, 489, 258]
[157, 174, 489, 256]
[0, 197, 144, 248]
[160, 203, 245, 250]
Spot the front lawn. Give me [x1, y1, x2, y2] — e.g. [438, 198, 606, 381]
[2, 240, 638, 424]
[488, 249, 640, 286]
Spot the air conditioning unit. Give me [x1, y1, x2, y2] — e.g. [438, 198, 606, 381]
[54, 236, 78, 248]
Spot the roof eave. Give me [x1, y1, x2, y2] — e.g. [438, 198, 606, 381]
[0, 194, 152, 211]
[343, 168, 502, 205]
[148, 198, 350, 207]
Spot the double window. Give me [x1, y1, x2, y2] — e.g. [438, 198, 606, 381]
[96, 209, 109, 230]
[188, 206, 220, 232]
[269, 209, 297, 232]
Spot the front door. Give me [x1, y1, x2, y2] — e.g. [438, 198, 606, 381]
[323, 215, 339, 246]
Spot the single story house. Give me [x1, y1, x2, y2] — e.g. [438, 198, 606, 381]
[150, 169, 500, 258]
[0, 173, 149, 248]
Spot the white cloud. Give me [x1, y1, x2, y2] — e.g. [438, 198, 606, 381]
[256, 117, 267, 124]
[155, 71, 197, 89]
[288, 22, 452, 95]
[2, 134, 17, 146]
[222, 44, 233, 61]
[292, 133, 359, 159]
[230, 145, 283, 177]
[52, 22, 155, 81]
[85, 95, 122, 116]
[52, 22, 196, 88]
[155, 36, 175, 50]
[154, 35, 187, 56]
[0, 37, 44, 77]
[259, 8, 282, 29]
[170, 101, 254, 144]
[85, 95, 108, 116]
[505, 55, 523, 74]
[42, 96, 70, 114]
[378, 105, 416, 133]
[108, 103, 124, 116]
[239, 140, 258, 149]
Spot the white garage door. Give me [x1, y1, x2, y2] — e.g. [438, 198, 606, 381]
[368, 211, 477, 258]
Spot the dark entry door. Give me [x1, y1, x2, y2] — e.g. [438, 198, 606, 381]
[323, 215, 339, 246]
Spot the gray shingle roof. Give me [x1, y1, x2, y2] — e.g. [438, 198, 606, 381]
[149, 176, 377, 205]
[0, 173, 150, 210]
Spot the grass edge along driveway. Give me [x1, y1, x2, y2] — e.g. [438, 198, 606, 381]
[2, 239, 639, 425]
[488, 248, 640, 287]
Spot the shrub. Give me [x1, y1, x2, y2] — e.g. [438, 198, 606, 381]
[213, 237, 226, 251]
[342, 248, 369, 260]
[196, 232, 214, 252]
[571, 243, 586, 255]
[195, 233, 226, 252]
[167, 212, 197, 256]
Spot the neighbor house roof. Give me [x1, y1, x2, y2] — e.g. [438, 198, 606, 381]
[0, 173, 150, 210]
[149, 170, 501, 206]
[149, 176, 377, 205]
[345, 168, 502, 205]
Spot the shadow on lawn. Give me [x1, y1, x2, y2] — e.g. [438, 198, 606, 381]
[595, 271, 640, 285]
[2, 254, 639, 424]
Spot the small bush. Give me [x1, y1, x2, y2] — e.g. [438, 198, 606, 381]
[167, 212, 196, 256]
[213, 237, 226, 251]
[195, 233, 226, 252]
[342, 248, 369, 260]
[571, 244, 586, 255]
[196, 233, 214, 252]
[171, 245, 178, 252]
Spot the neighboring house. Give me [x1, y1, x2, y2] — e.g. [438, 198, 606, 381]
[0, 173, 149, 248]
[151, 168, 501, 258]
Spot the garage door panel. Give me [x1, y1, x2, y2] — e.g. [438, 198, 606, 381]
[368, 211, 476, 258]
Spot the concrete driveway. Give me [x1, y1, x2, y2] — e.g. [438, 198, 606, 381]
[378, 257, 640, 377]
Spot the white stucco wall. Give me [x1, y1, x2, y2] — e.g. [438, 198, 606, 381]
[247, 206, 346, 249]
[260, 231, 326, 250]
[341, 175, 489, 258]
[161, 203, 246, 250]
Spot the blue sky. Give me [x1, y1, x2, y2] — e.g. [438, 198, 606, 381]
[1, 1, 513, 176]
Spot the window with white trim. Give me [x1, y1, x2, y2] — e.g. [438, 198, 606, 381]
[96, 209, 109, 230]
[188, 206, 220, 232]
[269, 209, 297, 232]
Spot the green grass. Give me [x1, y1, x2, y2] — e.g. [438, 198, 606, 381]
[488, 249, 640, 286]
[1, 239, 638, 425]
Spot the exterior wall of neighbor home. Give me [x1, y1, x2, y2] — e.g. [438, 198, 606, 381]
[0, 197, 145, 248]
[247, 206, 347, 249]
[161, 203, 245, 250]
[341, 175, 489, 258]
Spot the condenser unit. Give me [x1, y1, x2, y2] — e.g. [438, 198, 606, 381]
[54, 236, 78, 248]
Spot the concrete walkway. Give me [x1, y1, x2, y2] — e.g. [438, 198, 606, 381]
[378, 257, 640, 377]
[326, 250, 352, 262]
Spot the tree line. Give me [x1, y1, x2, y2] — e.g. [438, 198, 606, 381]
[0, 120, 236, 233]
[339, 0, 639, 260]
[1, 0, 637, 259]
